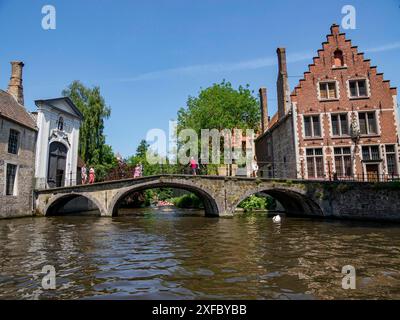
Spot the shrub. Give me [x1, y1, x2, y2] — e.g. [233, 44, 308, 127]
[170, 194, 204, 209]
[238, 195, 276, 212]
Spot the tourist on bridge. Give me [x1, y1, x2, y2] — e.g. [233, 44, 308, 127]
[89, 167, 96, 184]
[190, 157, 198, 175]
[134, 163, 142, 178]
[81, 164, 87, 184]
[251, 156, 259, 178]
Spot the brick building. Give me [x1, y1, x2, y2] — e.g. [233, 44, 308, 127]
[0, 62, 38, 218]
[255, 24, 399, 181]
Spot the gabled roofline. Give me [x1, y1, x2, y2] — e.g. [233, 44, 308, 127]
[34, 97, 84, 120]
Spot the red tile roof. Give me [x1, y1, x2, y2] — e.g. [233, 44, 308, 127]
[0, 89, 37, 130]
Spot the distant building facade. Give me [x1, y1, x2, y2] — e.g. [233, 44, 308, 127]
[256, 24, 399, 181]
[0, 62, 37, 218]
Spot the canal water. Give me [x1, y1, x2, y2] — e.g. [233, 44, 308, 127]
[0, 207, 399, 299]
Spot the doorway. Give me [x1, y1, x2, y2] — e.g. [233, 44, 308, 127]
[366, 164, 379, 182]
[47, 142, 68, 188]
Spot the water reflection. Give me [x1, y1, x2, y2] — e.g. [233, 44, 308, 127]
[0, 208, 400, 299]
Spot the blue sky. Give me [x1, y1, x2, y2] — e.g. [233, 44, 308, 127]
[0, 0, 399, 157]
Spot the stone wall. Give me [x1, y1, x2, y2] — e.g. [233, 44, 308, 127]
[0, 117, 37, 218]
[314, 182, 400, 221]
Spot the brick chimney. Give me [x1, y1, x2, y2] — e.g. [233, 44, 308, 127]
[8, 61, 24, 105]
[259, 87, 269, 133]
[276, 48, 290, 119]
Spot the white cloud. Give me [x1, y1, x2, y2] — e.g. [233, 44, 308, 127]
[116, 41, 400, 82]
[364, 42, 400, 53]
[116, 51, 313, 82]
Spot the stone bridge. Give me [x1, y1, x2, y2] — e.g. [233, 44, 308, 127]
[34, 175, 400, 221]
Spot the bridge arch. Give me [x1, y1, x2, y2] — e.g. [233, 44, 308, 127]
[44, 193, 106, 216]
[232, 186, 324, 217]
[109, 179, 222, 217]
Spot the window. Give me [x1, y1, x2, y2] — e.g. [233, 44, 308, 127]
[349, 80, 367, 98]
[6, 164, 17, 196]
[386, 145, 398, 175]
[333, 50, 344, 67]
[8, 129, 20, 154]
[358, 112, 377, 135]
[334, 147, 352, 177]
[331, 114, 349, 136]
[8, 129, 19, 154]
[306, 148, 324, 178]
[362, 146, 380, 161]
[304, 115, 321, 137]
[57, 117, 64, 131]
[319, 82, 337, 100]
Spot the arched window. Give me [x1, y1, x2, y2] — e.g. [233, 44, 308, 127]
[333, 49, 344, 67]
[57, 116, 64, 131]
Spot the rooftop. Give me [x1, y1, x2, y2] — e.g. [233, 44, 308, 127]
[0, 89, 37, 130]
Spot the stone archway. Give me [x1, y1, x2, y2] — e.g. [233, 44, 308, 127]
[231, 187, 324, 217]
[108, 180, 222, 217]
[44, 193, 105, 216]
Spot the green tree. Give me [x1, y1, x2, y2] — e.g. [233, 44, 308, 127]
[127, 139, 182, 176]
[62, 81, 116, 180]
[177, 80, 260, 133]
[177, 80, 260, 171]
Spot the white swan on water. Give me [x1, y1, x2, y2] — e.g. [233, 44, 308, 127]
[272, 215, 281, 223]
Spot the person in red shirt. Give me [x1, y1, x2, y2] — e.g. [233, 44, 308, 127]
[189, 157, 197, 175]
[88, 167, 96, 184]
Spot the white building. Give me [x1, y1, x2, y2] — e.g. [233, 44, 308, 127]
[34, 97, 83, 189]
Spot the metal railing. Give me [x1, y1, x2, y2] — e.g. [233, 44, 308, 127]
[36, 162, 400, 190]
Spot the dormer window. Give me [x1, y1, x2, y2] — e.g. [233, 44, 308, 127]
[333, 49, 344, 67]
[57, 117, 64, 131]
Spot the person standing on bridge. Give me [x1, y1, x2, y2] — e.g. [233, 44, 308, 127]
[81, 164, 87, 185]
[138, 162, 143, 177]
[89, 167, 96, 184]
[134, 163, 142, 178]
[251, 156, 259, 178]
[190, 157, 198, 175]
[133, 164, 139, 178]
